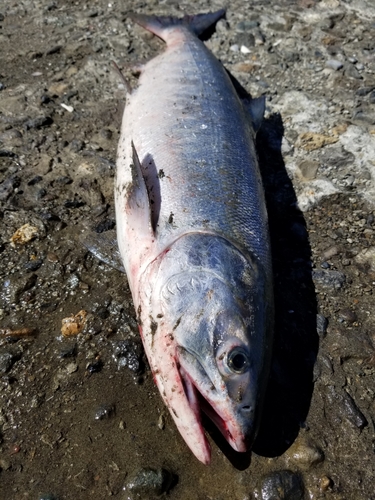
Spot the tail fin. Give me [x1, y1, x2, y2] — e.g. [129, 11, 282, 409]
[129, 9, 226, 41]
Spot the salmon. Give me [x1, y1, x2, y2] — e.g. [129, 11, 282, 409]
[115, 10, 273, 464]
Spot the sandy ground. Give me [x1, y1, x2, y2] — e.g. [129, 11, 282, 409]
[0, 0, 374, 499]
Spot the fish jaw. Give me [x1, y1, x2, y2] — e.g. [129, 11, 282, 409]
[177, 346, 258, 454]
[137, 319, 212, 465]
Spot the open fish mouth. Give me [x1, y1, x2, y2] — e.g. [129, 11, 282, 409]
[178, 356, 250, 454]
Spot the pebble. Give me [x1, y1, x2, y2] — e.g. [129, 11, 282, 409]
[124, 467, 174, 498]
[312, 270, 346, 289]
[24, 259, 43, 272]
[94, 218, 116, 234]
[284, 436, 324, 469]
[59, 343, 77, 359]
[1, 273, 37, 305]
[316, 314, 328, 337]
[345, 63, 362, 79]
[61, 310, 87, 337]
[112, 340, 144, 374]
[0, 350, 21, 374]
[236, 20, 260, 31]
[0, 176, 21, 201]
[259, 470, 305, 500]
[296, 160, 319, 181]
[34, 154, 53, 175]
[0, 128, 23, 145]
[23, 115, 53, 130]
[320, 475, 333, 492]
[326, 59, 343, 70]
[10, 224, 39, 246]
[356, 86, 374, 96]
[339, 308, 357, 324]
[86, 359, 103, 374]
[236, 32, 255, 48]
[27, 175, 43, 186]
[321, 246, 339, 260]
[326, 386, 368, 429]
[69, 139, 85, 152]
[369, 90, 375, 104]
[94, 403, 115, 420]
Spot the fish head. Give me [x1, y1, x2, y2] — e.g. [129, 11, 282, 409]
[139, 234, 273, 463]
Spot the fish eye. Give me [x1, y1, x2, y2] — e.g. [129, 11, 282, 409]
[226, 347, 250, 374]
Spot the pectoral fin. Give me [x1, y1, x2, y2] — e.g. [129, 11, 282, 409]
[125, 141, 154, 237]
[243, 96, 266, 132]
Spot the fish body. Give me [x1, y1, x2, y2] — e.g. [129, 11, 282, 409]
[115, 11, 273, 464]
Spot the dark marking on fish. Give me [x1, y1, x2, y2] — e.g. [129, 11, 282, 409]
[137, 305, 142, 326]
[150, 316, 158, 335]
[168, 212, 174, 224]
[173, 316, 182, 331]
[237, 385, 244, 403]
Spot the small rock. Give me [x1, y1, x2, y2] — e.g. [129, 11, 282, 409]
[240, 45, 251, 54]
[297, 132, 338, 151]
[356, 86, 374, 96]
[94, 218, 116, 234]
[69, 139, 85, 152]
[354, 246, 375, 272]
[0, 350, 21, 374]
[339, 308, 357, 324]
[344, 63, 362, 80]
[284, 436, 324, 469]
[61, 310, 88, 337]
[326, 59, 343, 70]
[47, 252, 59, 263]
[35, 154, 53, 175]
[0, 128, 23, 146]
[259, 470, 304, 500]
[86, 359, 103, 374]
[0, 176, 21, 201]
[45, 45, 62, 56]
[1, 274, 38, 305]
[112, 340, 144, 374]
[215, 19, 229, 32]
[312, 270, 346, 289]
[27, 175, 43, 186]
[10, 224, 39, 246]
[235, 32, 255, 49]
[94, 403, 115, 421]
[124, 467, 174, 498]
[100, 128, 113, 140]
[296, 160, 319, 181]
[316, 314, 328, 337]
[65, 362, 78, 374]
[320, 475, 333, 492]
[236, 20, 260, 31]
[369, 90, 375, 104]
[322, 246, 339, 260]
[352, 110, 375, 125]
[59, 344, 77, 359]
[326, 386, 368, 429]
[24, 259, 43, 272]
[24, 115, 53, 130]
